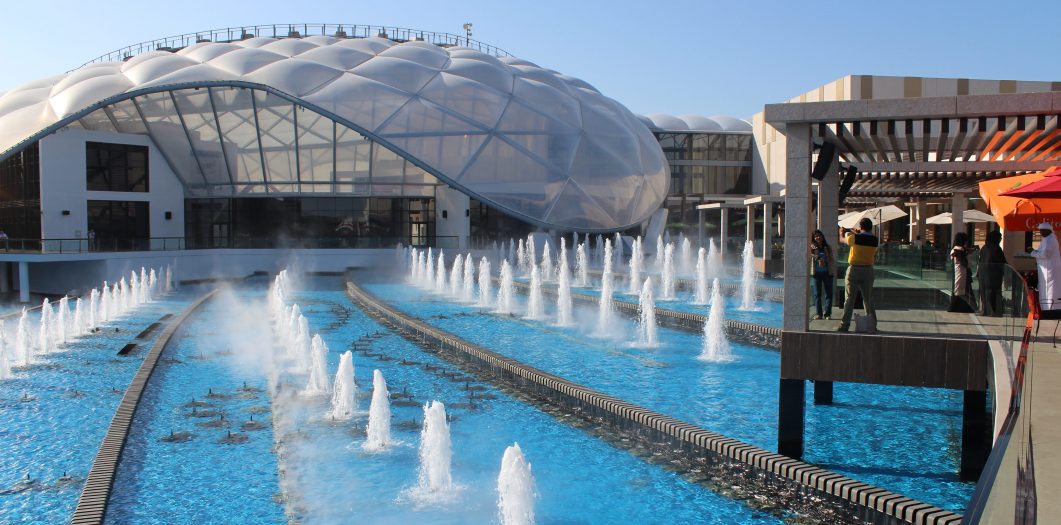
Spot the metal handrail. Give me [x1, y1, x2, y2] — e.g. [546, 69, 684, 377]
[75, 23, 512, 70]
[0, 236, 457, 253]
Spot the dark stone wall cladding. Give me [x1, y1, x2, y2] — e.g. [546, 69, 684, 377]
[345, 280, 961, 525]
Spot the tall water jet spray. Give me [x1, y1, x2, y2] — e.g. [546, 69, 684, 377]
[693, 248, 708, 305]
[0, 321, 9, 379]
[409, 247, 421, 284]
[497, 443, 536, 525]
[435, 251, 448, 294]
[56, 296, 69, 345]
[88, 288, 99, 329]
[574, 243, 589, 287]
[525, 235, 537, 278]
[541, 242, 553, 282]
[627, 236, 643, 295]
[707, 238, 723, 281]
[478, 257, 493, 308]
[424, 248, 435, 290]
[416, 401, 455, 499]
[449, 254, 463, 298]
[508, 239, 516, 265]
[515, 239, 526, 275]
[660, 244, 676, 300]
[15, 310, 30, 366]
[462, 254, 475, 302]
[557, 251, 573, 327]
[525, 264, 544, 320]
[496, 261, 515, 315]
[739, 240, 757, 310]
[636, 278, 658, 347]
[363, 369, 392, 451]
[595, 240, 616, 338]
[699, 278, 732, 362]
[38, 299, 51, 355]
[305, 334, 331, 395]
[680, 237, 693, 277]
[73, 298, 84, 338]
[654, 235, 664, 273]
[595, 234, 604, 267]
[329, 351, 356, 420]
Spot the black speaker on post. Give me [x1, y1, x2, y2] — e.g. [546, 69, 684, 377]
[810, 141, 835, 181]
[838, 165, 858, 206]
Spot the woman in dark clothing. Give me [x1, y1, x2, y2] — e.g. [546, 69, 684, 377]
[977, 230, 1007, 316]
[810, 229, 834, 319]
[949, 232, 976, 312]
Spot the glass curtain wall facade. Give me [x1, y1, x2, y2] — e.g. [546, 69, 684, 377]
[69, 86, 441, 199]
[657, 132, 752, 228]
[0, 142, 41, 242]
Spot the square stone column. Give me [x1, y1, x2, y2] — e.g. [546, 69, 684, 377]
[951, 192, 967, 245]
[816, 157, 839, 252]
[783, 123, 812, 332]
[746, 205, 755, 248]
[720, 208, 730, 255]
[763, 203, 774, 260]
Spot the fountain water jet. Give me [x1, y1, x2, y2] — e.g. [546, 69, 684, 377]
[708, 238, 723, 281]
[556, 249, 573, 327]
[462, 254, 475, 303]
[595, 240, 616, 338]
[478, 258, 493, 308]
[516, 239, 526, 276]
[449, 254, 463, 298]
[699, 278, 732, 362]
[363, 369, 392, 451]
[613, 232, 623, 269]
[541, 242, 553, 282]
[415, 400, 455, 500]
[693, 248, 708, 305]
[497, 443, 536, 525]
[739, 240, 758, 310]
[424, 248, 435, 290]
[435, 251, 447, 294]
[636, 278, 658, 347]
[627, 236, 643, 295]
[660, 244, 676, 300]
[680, 237, 693, 277]
[574, 243, 589, 287]
[653, 235, 664, 273]
[328, 351, 356, 419]
[525, 264, 544, 320]
[38, 299, 52, 355]
[15, 310, 30, 366]
[496, 261, 515, 315]
[0, 321, 9, 379]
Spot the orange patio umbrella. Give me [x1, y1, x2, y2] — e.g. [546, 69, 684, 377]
[979, 166, 1061, 231]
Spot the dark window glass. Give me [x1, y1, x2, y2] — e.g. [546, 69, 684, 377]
[0, 142, 41, 240]
[183, 197, 435, 248]
[86, 142, 149, 192]
[87, 200, 149, 250]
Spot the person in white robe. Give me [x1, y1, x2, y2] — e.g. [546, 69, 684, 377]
[1031, 221, 1061, 311]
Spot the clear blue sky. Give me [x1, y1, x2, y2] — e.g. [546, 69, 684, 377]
[2, 0, 1057, 118]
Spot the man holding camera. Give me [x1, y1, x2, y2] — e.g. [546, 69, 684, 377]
[837, 217, 878, 332]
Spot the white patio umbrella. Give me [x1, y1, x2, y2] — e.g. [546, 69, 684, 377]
[838, 205, 908, 229]
[923, 209, 996, 225]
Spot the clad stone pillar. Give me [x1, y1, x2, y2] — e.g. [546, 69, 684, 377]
[816, 156, 839, 253]
[763, 203, 774, 260]
[720, 208, 730, 256]
[951, 192, 967, 245]
[17, 261, 28, 303]
[783, 123, 812, 332]
[746, 205, 755, 248]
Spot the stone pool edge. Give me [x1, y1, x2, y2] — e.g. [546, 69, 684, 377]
[346, 279, 960, 525]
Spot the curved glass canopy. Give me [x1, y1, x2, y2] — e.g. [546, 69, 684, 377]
[0, 36, 668, 231]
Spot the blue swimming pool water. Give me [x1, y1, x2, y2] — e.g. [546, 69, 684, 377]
[278, 278, 788, 524]
[0, 292, 195, 524]
[107, 289, 286, 524]
[571, 283, 784, 327]
[365, 281, 973, 513]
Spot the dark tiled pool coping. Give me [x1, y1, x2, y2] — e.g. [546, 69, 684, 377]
[347, 279, 960, 525]
[70, 290, 219, 525]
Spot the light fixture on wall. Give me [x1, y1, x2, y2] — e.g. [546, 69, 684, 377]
[442, 210, 448, 219]
[61, 210, 70, 216]
[165, 211, 172, 220]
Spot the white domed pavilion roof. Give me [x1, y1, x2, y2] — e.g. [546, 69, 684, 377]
[641, 113, 751, 133]
[0, 35, 667, 231]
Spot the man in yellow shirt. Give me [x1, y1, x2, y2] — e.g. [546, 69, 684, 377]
[838, 217, 878, 332]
